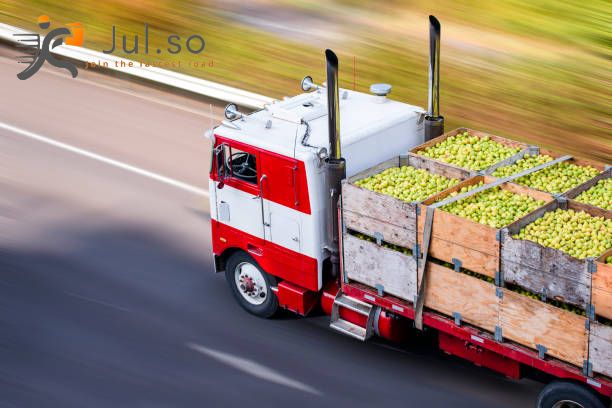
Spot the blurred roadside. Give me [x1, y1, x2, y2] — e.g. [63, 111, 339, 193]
[1, 0, 610, 162]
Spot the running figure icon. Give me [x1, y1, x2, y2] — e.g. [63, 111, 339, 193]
[14, 15, 80, 80]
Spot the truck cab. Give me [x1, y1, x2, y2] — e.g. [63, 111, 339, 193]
[209, 84, 424, 309]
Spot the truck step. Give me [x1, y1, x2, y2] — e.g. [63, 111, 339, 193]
[334, 293, 374, 316]
[330, 319, 369, 341]
[329, 293, 376, 341]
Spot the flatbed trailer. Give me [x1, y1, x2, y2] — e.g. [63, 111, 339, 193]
[208, 16, 612, 407]
[336, 281, 612, 396]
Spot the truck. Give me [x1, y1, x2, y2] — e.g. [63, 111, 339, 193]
[207, 16, 612, 408]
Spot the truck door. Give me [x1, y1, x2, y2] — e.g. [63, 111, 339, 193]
[213, 141, 266, 243]
[260, 152, 302, 253]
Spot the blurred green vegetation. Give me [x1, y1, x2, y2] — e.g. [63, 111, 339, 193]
[2, 0, 610, 162]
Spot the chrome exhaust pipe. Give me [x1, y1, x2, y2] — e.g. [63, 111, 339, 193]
[326, 49, 342, 160]
[324, 49, 346, 278]
[425, 15, 444, 141]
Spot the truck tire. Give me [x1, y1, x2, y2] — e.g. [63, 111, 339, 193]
[225, 251, 278, 318]
[536, 381, 606, 408]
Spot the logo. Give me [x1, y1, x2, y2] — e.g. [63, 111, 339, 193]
[14, 15, 83, 80]
[101, 23, 205, 56]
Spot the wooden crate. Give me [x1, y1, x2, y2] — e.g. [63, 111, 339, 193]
[501, 200, 610, 310]
[344, 236, 597, 371]
[342, 154, 471, 250]
[499, 287, 589, 368]
[504, 148, 607, 195]
[589, 321, 612, 378]
[594, 249, 612, 320]
[410, 127, 529, 174]
[563, 168, 611, 210]
[419, 175, 553, 278]
[342, 233, 417, 301]
[424, 262, 500, 333]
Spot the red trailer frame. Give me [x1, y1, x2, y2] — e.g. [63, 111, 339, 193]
[338, 281, 612, 398]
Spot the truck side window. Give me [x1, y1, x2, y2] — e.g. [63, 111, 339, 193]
[227, 147, 257, 184]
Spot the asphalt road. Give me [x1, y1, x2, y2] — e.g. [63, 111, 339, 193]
[0, 45, 541, 407]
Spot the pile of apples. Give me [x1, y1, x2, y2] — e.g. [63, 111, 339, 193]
[355, 166, 459, 203]
[438, 181, 545, 228]
[514, 209, 612, 259]
[416, 131, 521, 171]
[492, 154, 600, 194]
[575, 179, 611, 210]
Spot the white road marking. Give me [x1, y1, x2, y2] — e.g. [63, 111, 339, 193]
[186, 342, 322, 396]
[0, 122, 209, 197]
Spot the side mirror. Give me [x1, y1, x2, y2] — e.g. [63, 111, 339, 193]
[214, 144, 227, 189]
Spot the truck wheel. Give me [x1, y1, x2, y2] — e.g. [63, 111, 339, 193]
[225, 251, 278, 318]
[536, 381, 606, 408]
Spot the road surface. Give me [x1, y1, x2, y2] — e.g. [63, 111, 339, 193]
[0, 45, 541, 407]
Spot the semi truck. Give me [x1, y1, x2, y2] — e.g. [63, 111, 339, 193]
[207, 16, 612, 408]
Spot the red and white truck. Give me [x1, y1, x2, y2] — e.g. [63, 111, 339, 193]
[207, 16, 612, 408]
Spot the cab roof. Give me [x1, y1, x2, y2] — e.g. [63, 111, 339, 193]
[214, 88, 424, 160]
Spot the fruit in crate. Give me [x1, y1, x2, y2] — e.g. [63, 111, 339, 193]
[514, 209, 612, 259]
[492, 154, 599, 194]
[492, 154, 552, 177]
[416, 131, 521, 171]
[606, 256, 612, 265]
[574, 179, 612, 210]
[438, 181, 546, 228]
[355, 166, 459, 202]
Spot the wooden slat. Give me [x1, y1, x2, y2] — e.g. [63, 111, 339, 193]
[418, 209, 499, 278]
[594, 252, 612, 320]
[569, 199, 611, 219]
[500, 288, 588, 367]
[425, 263, 499, 332]
[501, 237, 591, 308]
[343, 234, 417, 301]
[427, 238, 499, 278]
[343, 209, 415, 249]
[590, 322, 612, 378]
[501, 180, 554, 203]
[405, 153, 474, 181]
[418, 207, 500, 257]
[342, 182, 417, 249]
[410, 128, 465, 153]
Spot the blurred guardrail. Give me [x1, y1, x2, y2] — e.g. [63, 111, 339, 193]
[0, 23, 274, 109]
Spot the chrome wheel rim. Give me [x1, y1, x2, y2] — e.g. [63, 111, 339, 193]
[552, 400, 584, 408]
[234, 262, 267, 305]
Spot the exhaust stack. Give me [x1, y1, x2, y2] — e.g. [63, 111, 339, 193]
[425, 15, 444, 141]
[326, 49, 342, 160]
[324, 49, 346, 278]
